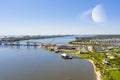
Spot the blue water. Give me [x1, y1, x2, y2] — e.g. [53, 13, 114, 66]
[0, 36, 96, 80]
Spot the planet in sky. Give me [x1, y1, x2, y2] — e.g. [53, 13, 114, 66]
[91, 4, 107, 23]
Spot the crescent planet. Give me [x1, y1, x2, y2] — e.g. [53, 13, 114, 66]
[92, 4, 107, 23]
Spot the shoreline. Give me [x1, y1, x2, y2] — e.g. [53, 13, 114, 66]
[43, 47, 102, 80]
[88, 60, 101, 80]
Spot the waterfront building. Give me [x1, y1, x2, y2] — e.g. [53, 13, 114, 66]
[79, 47, 88, 53]
[55, 45, 75, 50]
[87, 45, 93, 52]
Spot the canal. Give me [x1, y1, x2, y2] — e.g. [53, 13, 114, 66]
[0, 36, 96, 80]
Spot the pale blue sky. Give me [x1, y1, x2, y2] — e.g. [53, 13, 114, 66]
[0, 0, 120, 35]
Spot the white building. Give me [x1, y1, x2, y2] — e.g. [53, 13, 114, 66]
[87, 45, 93, 52]
[79, 47, 88, 53]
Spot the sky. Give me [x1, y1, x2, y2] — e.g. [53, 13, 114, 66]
[0, 0, 120, 35]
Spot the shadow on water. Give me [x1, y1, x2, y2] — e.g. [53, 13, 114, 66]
[72, 56, 83, 59]
[61, 55, 83, 61]
[61, 56, 73, 61]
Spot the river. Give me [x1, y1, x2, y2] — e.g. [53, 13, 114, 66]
[0, 36, 96, 80]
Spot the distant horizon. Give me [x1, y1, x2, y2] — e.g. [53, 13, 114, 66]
[0, 34, 120, 36]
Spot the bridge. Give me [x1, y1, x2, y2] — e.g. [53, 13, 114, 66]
[0, 41, 50, 47]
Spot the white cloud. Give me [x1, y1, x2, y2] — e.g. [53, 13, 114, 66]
[80, 9, 93, 23]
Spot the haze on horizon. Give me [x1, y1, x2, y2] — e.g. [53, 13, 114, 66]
[0, 0, 120, 35]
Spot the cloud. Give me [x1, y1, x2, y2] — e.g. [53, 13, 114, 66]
[80, 9, 93, 23]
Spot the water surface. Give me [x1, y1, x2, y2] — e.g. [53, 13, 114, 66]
[0, 36, 96, 80]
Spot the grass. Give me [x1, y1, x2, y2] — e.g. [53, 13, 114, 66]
[110, 71, 120, 80]
[112, 48, 120, 53]
[60, 50, 120, 80]
[43, 45, 120, 80]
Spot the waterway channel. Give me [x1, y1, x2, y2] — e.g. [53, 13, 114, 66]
[0, 36, 96, 80]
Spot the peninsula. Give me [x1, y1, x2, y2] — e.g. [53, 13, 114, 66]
[42, 35, 120, 80]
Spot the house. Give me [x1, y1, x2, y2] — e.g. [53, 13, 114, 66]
[0, 38, 2, 41]
[76, 45, 82, 51]
[107, 46, 114, 50]
[94, 46, 106, 53]
[87, 45, 93, 52]
[0, 42, 1, 45]
[79, 47, 88, 53]
[107, 56, 115, 59]
[55, 45, 75, 50]
[75, 37, 92, 41]
[106, 53, 115, 59]
[102, 59, 110, 65]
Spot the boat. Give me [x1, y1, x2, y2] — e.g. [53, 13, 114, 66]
[54, 50, 59, 53]
[61, 53, 73, 59]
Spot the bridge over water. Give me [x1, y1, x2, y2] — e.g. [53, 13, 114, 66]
[0, 41, 50, 47]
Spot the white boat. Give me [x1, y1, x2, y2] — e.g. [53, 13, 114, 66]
[61, 53, 73, 59]
[102, 59, 110, 64]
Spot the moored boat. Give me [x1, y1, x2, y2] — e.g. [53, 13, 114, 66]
[61, 53, 73, 59]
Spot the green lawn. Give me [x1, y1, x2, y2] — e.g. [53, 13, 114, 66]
[112, 48, 120, 53]
[109, 71, 120, 80]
